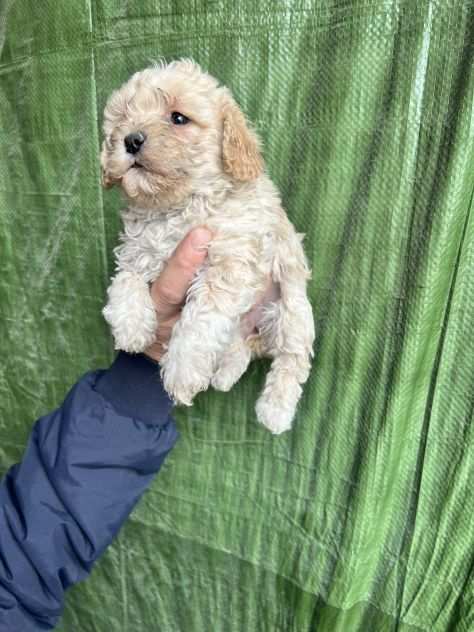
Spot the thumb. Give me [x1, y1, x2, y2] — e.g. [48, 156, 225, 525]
[151, 227, 212, 317]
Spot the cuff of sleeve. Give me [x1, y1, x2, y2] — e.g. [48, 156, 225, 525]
[94, 351, 173, 425]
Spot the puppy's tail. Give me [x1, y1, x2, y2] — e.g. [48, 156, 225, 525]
[256, 229, 314, 434]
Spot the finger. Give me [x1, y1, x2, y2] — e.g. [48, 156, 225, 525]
[151, 227, 212, 317]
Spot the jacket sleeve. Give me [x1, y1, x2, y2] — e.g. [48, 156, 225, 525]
[0, 352, 178, 631]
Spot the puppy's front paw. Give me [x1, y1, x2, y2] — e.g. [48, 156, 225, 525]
[161, 353, 211, 406]
[103, 304, 157, 353]
[103, 271, 158, 353]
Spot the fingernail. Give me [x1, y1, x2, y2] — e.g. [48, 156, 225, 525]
[191, 227, 213, 251]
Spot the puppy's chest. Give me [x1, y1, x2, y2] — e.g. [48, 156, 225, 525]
[116, 215, 195, 282]
[115, 197, 275, 283]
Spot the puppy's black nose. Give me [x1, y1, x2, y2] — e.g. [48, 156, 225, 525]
[124, 132, 146, 155]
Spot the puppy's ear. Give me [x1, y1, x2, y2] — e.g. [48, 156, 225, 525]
[100, 141, 114, 188]
[222, 100, 264, 182]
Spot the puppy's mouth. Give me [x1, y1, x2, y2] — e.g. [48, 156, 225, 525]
[130, 161, 144, 169]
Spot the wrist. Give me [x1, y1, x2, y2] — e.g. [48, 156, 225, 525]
[94, 351, 173, 424]
[144, 343, 164, 363]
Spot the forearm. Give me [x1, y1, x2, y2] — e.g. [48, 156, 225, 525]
[0, 352, 177, 631]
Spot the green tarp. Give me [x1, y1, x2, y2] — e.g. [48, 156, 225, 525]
[1, 1, 473, 630]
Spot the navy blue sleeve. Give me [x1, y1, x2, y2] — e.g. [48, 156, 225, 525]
[0, 352, 178, 631]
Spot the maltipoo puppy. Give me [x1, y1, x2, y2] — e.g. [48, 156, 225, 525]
[101, 60, 314, 434]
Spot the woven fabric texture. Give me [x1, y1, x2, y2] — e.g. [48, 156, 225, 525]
[0, 1, 473, 630]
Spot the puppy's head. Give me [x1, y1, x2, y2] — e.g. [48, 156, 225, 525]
[101, 60, 264, 208]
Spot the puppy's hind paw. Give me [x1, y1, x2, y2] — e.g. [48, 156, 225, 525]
[211, 364, 245, 392]
[161, 356, 211, 406]
[255, 396, 296, 435]
[211, 341, 251, 392]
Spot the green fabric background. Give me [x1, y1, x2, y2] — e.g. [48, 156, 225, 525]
[1, 1, 473, 630]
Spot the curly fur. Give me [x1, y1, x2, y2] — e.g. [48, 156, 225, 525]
[101, 60, 314, 434]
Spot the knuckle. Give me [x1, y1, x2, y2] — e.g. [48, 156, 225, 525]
[159, 283, 183, 305]
[175, 250, 200, 275]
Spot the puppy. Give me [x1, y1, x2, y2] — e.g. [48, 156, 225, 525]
[101, 60, 314, 434]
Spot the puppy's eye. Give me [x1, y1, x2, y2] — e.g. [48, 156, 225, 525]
[171, 111, 190, 125]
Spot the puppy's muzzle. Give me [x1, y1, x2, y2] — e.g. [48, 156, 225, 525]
[124, 132, 146, 155]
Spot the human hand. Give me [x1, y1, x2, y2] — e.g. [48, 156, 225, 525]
[144, 227, 212, 362]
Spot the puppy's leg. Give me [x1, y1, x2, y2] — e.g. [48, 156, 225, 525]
[256, 232, 314, 434]
[160, 264, 262, 406]
[160, 304, 237, 405]
[103, 270, 157, 353]
[256, 353, 308, 434]
[211, 332, 251, 392]
[256, 305, 313, 433]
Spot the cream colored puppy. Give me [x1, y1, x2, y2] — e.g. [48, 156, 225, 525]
[101, 60, 314, 434]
